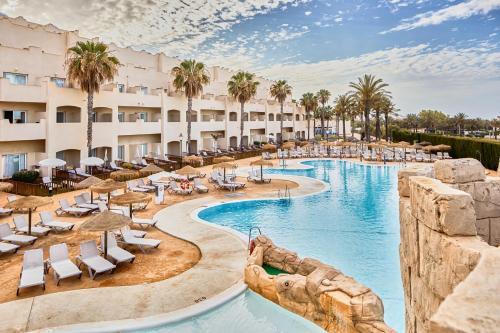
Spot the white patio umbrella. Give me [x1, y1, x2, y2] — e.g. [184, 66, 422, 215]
[39, 158, 66, 181]
[80, 157, 104, 175]
[135, 146, 142, 160]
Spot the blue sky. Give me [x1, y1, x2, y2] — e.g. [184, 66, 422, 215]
[1, 0, 499, 117]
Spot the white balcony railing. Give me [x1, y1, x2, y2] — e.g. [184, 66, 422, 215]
[0, 119, 47, 141]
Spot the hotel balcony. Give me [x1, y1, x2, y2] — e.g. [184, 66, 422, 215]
[0, 119, 47, 141]
[0, 78, 47, 103]
[117, 119, 161, 136]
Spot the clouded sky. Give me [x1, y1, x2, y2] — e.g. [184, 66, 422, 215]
[1, 0, 499, 118]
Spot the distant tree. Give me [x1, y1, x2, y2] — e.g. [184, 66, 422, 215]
[172, 59, 210, 154]
[380, 96, 397, 141]
[418, 110, 448, 133]
[66, 41, 120, 156]
[227, 71, 259, 149]
[270, 80, 292, 145]
[300, 92, 317, 141]
[405, 113, 419, 133]
[453, 112, 467, 136]
[316, 89, 331, 138]
[334, 94, 355, 141]
[492, 116, 500, 140]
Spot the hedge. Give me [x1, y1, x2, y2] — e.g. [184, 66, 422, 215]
[392, 130, 500, 170]
[12, 170, 40, 183]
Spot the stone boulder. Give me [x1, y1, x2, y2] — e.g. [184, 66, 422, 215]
[434, 158, 485, 184]
[254, 235, 301, 273]
[409, 176, 477, 236]
[398, 166, 434, 197]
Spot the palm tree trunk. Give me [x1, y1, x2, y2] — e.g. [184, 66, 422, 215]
[364, 106, 370, 143]
[320, 104, 325, 138]
[384, 112, 389, 141]
[313, 117, 316, 138]
[187, 96, 192, 154]
[240, 101, 245, 150]
[280, 102, 284, 146]
[87, 93, 93, 157]
[335, 115, 339, 137]
[326, 118, 330, 140]
[375, 110, 381, 141]
[307, 110, 311, 141]
[342, 115, 346, 141]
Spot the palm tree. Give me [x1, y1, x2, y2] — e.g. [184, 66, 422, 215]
[171, 59, 210, 154]
[322, 106, 334, 140]
[381, 97, 397, 141]
[66, 41, 120, 157]
[270, 80, 292, 145]
[406, 113, 419, 133]
[350, 75, 388, 142]
[227, 71, 259, 150]
[300, 92, 316, 141]
[316, 89, 331, 138]
[334, 94, 354, 141]
[492, 116, 500, 140]
[453, 112, 467, 136]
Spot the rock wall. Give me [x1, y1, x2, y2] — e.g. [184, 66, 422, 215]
[245, 235, 396, 333]
[398, 159, 500, 332]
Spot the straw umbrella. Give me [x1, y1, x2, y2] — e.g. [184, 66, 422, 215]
[422, 145, 436, 160]
[262, 143, 277, 152]
[419, 141, 432, 147]
[183, 155, 203, 167]
[176, 165, 200, 179]
[139, 164, 164, 176]
[435, 144, 451, 159]
[110, 192, 150, 218]
[90, 179, 127, 207]
[0, 182, 13, 192]
[75, 176, 103, 203]
[214, 156, 235, 164]
[397, 141, 411, 161]
[213, 162, 237, 181]
[250, 159, 273, 182]
[80, 211, 130, 259]
[282, 141, 295, 150]
[5, 196, 52, 235]
[110, 169, 139, 181]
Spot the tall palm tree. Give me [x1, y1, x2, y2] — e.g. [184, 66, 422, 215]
[227, 71, 259, 150]
[270, 80, 292, 145]
[171, 59, 210, 154]
[334, 94, 354, 141]
[380, 96, 397, 141]
[66, 41, 120, 157]
[323, 106, 334, 140]
[300, 92, 316, 141]
[454, 112, 467, 136]
[350, 74, 388, 142]
[316, 89, 331, 138]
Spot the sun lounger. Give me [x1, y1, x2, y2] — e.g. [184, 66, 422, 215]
[13, 216, 50, 236]
[0, 207, 13, 216]
[100, 232, 135, 265]
[122, 231, 160, 253]
[7, 195, 17, 203]
[0, 223, 37, 245]
[131, 217, 157, 229]
[17, 249, 45, 295]
[74, 194, 99, 210]
[97, 202, 128, 216]
[0, 241, 19, 254]
[38, 211, 74, 232]
[136, 179, 156, 191]
[214, 178, 238, 191]
[168, 181, 192, 195]
[56, 199, 91, 217]
[110, 161, 123, 170]
[48, 243, 82, 285]
[76, 240, 116, 279]
[127, 180, 149, 193]
[116, 225, 146, 238]
[193, 178, 209, 193]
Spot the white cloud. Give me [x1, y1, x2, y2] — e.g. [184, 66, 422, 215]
[304, 11, 312, 15]
[383, 0, 500, 33]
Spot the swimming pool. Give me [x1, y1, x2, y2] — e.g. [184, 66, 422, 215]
[199, 160, 404, 331]
[134, 290, 325, 333]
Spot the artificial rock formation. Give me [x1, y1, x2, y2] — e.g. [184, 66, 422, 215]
[245, 235, 395, 333]
[398, 159, 500, 333]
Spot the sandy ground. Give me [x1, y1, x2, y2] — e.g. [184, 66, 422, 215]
[0, 157, 298, 304]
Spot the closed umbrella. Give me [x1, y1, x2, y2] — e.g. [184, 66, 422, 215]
[80, 211, 130, 259]
[110, 192, 150, 218]
[5, 196, 52, 235]
[250, 159, 273, 182]
[103, 149, 108, 163]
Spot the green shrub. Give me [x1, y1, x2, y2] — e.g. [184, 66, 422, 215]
[392, 130, 500, 170]
[121, 162, 134, 169]
[12, 170, 39, 183]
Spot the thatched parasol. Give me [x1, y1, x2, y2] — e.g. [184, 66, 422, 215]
[282, 142, 295, 150]
[183, 155, 203, 166]
[90, 179, 127, 207]
[434, 144, 451, 159]
[5, 196, 52, 235]
[213, 162, 237, 181]
[214, 156, 235, 164]
[110, 169, 139, 181]
[110, 192, 150, 218]
[419, 141, 432, 147]
[262, 143, 277, 152]
[0, 182, 13, 192]
[75, 176, 102, 189]
[250, 159, 274, 182]
[139, 164, 164, 175]
[176, 165, 200, 178]
[80, 211, 131, 259]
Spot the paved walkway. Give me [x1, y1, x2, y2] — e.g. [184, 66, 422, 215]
[0, 169, 326, 333]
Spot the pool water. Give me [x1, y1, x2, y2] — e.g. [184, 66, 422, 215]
[134, 290, 325, 333]
[199, 160, 404, 331]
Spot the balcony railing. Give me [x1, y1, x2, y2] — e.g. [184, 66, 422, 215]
[0, 119, 47, 141]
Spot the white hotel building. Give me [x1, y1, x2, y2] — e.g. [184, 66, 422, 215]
[0, 16, 349, 179]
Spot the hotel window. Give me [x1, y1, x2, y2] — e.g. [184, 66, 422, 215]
[3, 72, 27, 85]
[138, 112, 148, 122]
[2, 153, 27, 178]
[56, 111, 65, 123]
[117, 84, 125, 93]
[3, 110, 26, 123]
[91, 112, 97, 122]
[56, 151, 64, 160]
[117, 145, 125, 160]
[138, 143, 148, 157]
[140, 86, 148, 94]
[118, 112, 125, 122]
[50, 77, 65, 88]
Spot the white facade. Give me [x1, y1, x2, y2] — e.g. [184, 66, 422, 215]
[0, 16, 315, 178]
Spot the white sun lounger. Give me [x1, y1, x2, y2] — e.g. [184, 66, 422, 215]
[13, 216, 50, 236]
[48, 243, 82, 285]
[116, 225, 146, 238]
[193, 178, 209, 193]
[168, 181, 192, 195]
[127, 180, 149, 193]
[17, 249, 45, 295]
[101, 232, 135, 265]
[0, 223, 37, 245]
[0, 207, 13, 216]
[97, 202, 128, 216]
[74, 194, 99, 210]
[76, 240, 116, 279]
[38, 211, 75, 232]
[56, 199, 91, 217]
[131, 217, 157, 229]
[136, 178, 156, 191]
[0, 241, 19, 254]
[122, 231, 160, 253]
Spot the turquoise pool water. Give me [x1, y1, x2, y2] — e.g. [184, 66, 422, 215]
[134, 290, 325, 333]
[199, 160, 404, 331]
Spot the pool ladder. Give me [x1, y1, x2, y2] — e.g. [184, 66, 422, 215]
[248, 226, 262, 251]
[277, 185, 291, 202]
